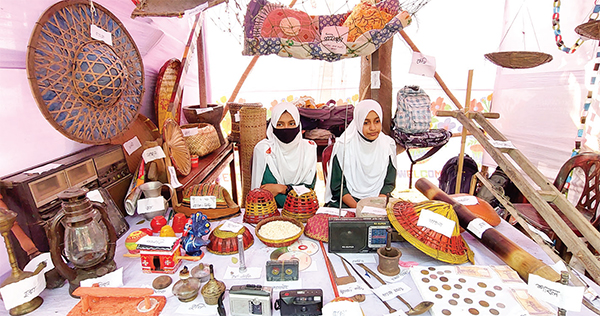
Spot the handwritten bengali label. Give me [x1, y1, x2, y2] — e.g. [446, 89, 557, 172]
[91, 24, 112, 46]
[142, 146, 166, 163]
[372, 282, 410, 301]
[466, 217, 493, 239]
[527, 274, 585, 312]
[80, 267, 123, 288]
[416, 209, 455, 237]
[137, 197, 165, 214]
[0, 271, 46, 310]
[190, 196, 217, 209]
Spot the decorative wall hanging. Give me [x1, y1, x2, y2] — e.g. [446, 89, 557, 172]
[243, 0, 412, 61]
[555, 0, 600, 50]
[27, 0, 144, 144]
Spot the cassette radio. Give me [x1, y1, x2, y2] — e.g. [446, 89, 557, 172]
[275, 289, 323, 316]
[265, 260, 299, 282]
[328, 217, 391, 253]
[229, 284, 272, 316]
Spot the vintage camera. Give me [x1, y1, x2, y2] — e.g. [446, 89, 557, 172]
[328, 217, 391, 253]
[265, 260, 299, 281]
[229, 284, 273, 316]
[275, 289, 323, 316]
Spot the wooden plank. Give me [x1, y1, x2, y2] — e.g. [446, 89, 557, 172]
[197, 25, 207, 108]
[379, 39, 393, 135]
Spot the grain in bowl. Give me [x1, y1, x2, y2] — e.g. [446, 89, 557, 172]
[258, 220, 301, 240]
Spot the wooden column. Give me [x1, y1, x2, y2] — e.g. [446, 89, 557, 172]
[197, 23, 207, 108]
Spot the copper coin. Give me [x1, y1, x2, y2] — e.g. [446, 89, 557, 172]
[435, 294, 443, 299]
[421, 269, 430, 275]
[496, 303, 505, 308]
[468, 308, 479, 315]
[445, 270, 452, 273]
[490, 308, 500, 315]
[440, 276, 449, 282]
[479, 300, 489, 307]
[493, 285, 502, 291]
[477, 282, 487, 288]
[454, 284, 463, 289]
[429, 286, 438, 292]
[437, 271, 444, 275]
[428, 267, 436, 271]
[422, 278, 430, 283]
[458, 278, 466, 283]
[442, 309, 451, 315]
[452, 293, 460, 298]
[485, 290, 496, 297]
[152, 275, 172, 290]
[442, 284, 451, 290]
[468, 288, 476, 293]
[430, 274, 438, 279]
[449, 299, 458, 305]
[464, 298, 473, 304]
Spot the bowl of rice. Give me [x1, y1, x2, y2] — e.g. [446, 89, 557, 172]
[255, 216, 304, 247]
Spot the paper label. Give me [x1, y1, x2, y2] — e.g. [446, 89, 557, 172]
[321, 26, 348, 54]
[360, 205, 387, 216]
[190, 196, 217, 209]
[339, 253, 377, 264]
[182, 127, 199, 137]
[91, 24, 112, 46]
[0, 270, 46, 310]
[220, 220, 244, 233]
[175, 298, 219, 315]
[137, 236, 179, 248]
[409, 52, 436, 77]
[223, 266, 262, 280]
[490, 140, 517, 149]
[371, 71, 381, 89]
[316, 207, 348, 217]
[194, 107, 213, 115]
[381, 269, 409, 283]
[142, 146, 166, 163]
[146, 282, 174, 298]
[79, 267, 124, 288]
[453, 195, 478, 206]
[337, 282, 370, 297]
[323, 300, 363, 316]
[528, 274, 584, 311]
[86, 189, 104, 203]
[372, 282, 410, 301]
[24, 253, 54, 275]
[292, 185, 310, 197]
[168, 166, 183, 189]
[234, 112, 240, 122]
[416, 209, 456, 237]
[466, 217, 493, 239]
[264, 279, 303, 291]
[123, 136, 142, 156]
[137, 197, 165, 214]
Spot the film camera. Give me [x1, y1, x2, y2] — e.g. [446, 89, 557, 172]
[229, 284, 273, 316]
[275, 289, 323, 316]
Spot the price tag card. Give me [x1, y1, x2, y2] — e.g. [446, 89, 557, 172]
[223, 266, 262, 280]
[416, 209, 456, 237]
[371, 71, 381, 89]
[175, 297, 219, 315]
[194, 107, 213, 115]
[337, 282, 370, 297]
[528, 274, 585, 311]
[490, 140, 517, 149]
[142, 146, 166, 163]
[168, 166, 183, 188]
[381, 269, 410, 283]
[264, 279, 303, 291]
[80, 267, 124, 288]
[453, 195, 478, 206]
[292, 185, 310, 197]
[87, 189, 104, 203]
[137, 197, 165, 214]
[24, 253, 54, 275]
[234, 112, 240, 122]
[466, 217, 493, 239]
[0, 270, 46, 310]
[220, 220, 244, 233]
[372, 282, 411, 301]
[123, 136, 142, 155]
[316, 207, 348, 217]
[409, 52, 436, 77]
[137, 236, 179, 248]
[182, 127, 199, 137]
[321, 26, 348, 54]
[339, 253, 377, 264]
[91, 24, 112, 46]
[360, 206, 387, 216]
[190, 196, 217, 209]
[145, 281, 174, 298]
[323, 300, 363, 316]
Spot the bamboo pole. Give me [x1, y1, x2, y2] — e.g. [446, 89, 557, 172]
[454, 70, 474, 194]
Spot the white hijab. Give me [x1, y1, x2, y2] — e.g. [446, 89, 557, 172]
[325, 99, 397, 203]
[251, 102, 317, 188]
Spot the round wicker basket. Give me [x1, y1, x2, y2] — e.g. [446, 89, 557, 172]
[484, 51, 553, 69]
[227, 102, 263, 142]
[282, 188, 319, 223]
[244, 188, 280, 224]
[255, 216, 304, 248]
[575, 20, 600, 40]
[207, 224, 254, 255]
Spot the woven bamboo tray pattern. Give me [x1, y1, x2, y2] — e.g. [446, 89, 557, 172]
[26, 0, 144, 144]
[244, 188, 280, 224]
[239, 107, 267, 207]
[575, 20, 600, 40]
[163, 118, 191, 176]
[207, 223, 254, 255]
[154, 58, 181, 133]
[387, 199, 474, 264]
[180, 123, 221, 157]
[227, 102, 262, 142]
[255, 216, 304, 248]
[281, 189, 319, 223]
[484, 51, 552, 69]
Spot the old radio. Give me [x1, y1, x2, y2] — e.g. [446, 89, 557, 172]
[328, 217, 391, 253]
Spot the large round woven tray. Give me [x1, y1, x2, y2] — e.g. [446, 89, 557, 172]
[155, 58, 182, 133]
[207, 223, 254, 255]
[162, 118, 191, 176]
[255, 216, 304, 248]
[575, 20, 600, 40]
[484, 51, 553, 69]
[26, 0, 144, 144]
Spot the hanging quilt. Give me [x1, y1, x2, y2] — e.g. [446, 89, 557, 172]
[243, 0, 412, 62]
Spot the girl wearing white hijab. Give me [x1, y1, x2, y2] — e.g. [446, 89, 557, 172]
[325, 99, 397, 208]
[251, 102, 317, 207]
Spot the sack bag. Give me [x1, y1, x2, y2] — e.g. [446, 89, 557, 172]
[181, 123, 221, 157]
[438, 154, 479, 194]
[393, 86, 432, 134]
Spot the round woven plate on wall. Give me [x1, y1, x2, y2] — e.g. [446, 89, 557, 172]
[26, 0, 144, 144]
[162, 118, 191, 176]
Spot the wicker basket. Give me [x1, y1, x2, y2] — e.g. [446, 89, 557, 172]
[281, 189, 319, 223]
[181, 123, 221, 157]
[176, 183, 240, 220]
[255, 216, 304, 248]
[575, 20, 600, 40]
[244, 188, 280, 224]
[207, 223, 254, 255]
[484, 51, 553, 69]
[239, 107, 267, 207]
[227, 102, 263, 142]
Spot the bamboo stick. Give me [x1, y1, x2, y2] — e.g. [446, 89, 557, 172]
[455, 70, 474, 194]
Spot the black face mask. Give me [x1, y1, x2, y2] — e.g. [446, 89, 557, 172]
[273, 126, 300, 144]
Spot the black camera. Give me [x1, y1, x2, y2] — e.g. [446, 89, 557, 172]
[275, 289, 323, 316]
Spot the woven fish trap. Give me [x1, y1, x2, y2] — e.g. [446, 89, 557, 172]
[227, 102, 262, 142]
[387, 199, 474, 264]
[207, 223, 254, 255]
[239, 107, 267, 207]
[282, 189, 319, 222]
[244, 188, 280, 224]
[484, 51, 553, 69]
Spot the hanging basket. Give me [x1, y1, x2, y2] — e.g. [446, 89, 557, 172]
[575, 20, 600, 40]
[484, 51, 553, 69]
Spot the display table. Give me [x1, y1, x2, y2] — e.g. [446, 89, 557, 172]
[4, 211, 599, 316]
